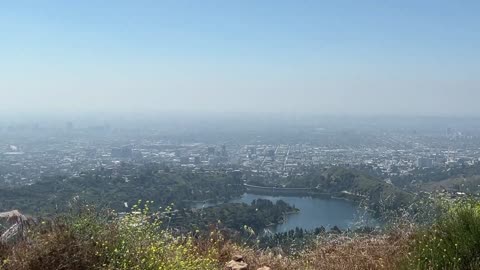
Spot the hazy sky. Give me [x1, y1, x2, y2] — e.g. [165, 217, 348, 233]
[1, 1, 479, 116]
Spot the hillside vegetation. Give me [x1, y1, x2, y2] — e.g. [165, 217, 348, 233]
[2, 198, 480, 270]
[249, 166, 413, 217]
[0, 163, 244, 214]
[3, 165, 480, 269]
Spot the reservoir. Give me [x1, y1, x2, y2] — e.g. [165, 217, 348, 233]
[196, 193, 376, 233]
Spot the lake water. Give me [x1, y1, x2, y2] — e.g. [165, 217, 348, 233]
[196, 193, 376, 233]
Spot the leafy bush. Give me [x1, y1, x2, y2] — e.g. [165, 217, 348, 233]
[405, 199, 480, 270]
[1, 202, 220, 270]
[96, 201, 218, 270]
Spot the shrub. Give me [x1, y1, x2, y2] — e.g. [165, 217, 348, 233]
[1, 203, 220, 270]
[96, 202, 218, 270]
[405, 199, 480, 270]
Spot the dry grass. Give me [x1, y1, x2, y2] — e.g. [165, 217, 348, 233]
[0, 227, 412, 270]
[0, 208, 415, 270]
[219, 230, 411, 270]
[2, 229, 98, 270]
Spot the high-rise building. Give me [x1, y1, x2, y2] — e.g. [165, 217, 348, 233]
[111, 146, 133, 158]
[416, 158, 433, 168]
[194, 156, 201, 164]
[221, 145, 227, 157]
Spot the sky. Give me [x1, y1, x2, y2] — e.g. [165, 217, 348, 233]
[1, 0, 479, 116]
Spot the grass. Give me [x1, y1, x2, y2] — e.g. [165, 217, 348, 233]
[0, 207, 411, 269]
[222, 231, 410, 269]
[3, 198, 480, 269]
[1, 202, 219, 270]
[404, 199, 480, 270]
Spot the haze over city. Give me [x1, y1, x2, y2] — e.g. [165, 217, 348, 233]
[5, 2, 480, 270]
[1, 0, 479, 116]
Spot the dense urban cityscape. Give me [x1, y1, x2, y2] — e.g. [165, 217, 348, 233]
[2, 116, 480, 194]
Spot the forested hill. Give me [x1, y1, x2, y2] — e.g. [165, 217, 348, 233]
[248, 166, 413, 215]
[0, 163, 244, 213]
[1, 163, 412, 219]
[296, 167, 413, 214]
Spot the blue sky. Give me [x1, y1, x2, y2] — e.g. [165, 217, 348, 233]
[1, 1, 479, 115]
